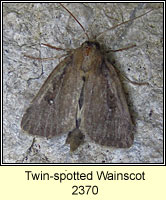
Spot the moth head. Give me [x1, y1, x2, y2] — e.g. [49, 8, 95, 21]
[81, 41, 101, 59]
[81, 41, 100, 50]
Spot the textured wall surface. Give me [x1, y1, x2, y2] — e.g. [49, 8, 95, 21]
[3, 3, 163, 163]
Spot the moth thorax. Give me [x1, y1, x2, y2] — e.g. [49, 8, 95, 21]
[81, 42, 102, 73]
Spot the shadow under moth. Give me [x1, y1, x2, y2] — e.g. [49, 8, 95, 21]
[21, 4, 153, 151]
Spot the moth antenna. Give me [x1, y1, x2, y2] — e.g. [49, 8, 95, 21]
[96, 8, 154, 39]
[60, 3, 90, 40]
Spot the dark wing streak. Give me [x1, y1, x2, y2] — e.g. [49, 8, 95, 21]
[34, 108, 43, 136]
[83, 79, 94, 128]
[105, 60, 131, 117]
[43, 71, 66, 137]
[49, 106, 54, 138]
[43, 105, 51, 137]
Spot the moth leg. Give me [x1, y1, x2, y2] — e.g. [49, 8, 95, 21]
[120, 72, 149, 86]
[108, 44, 136, 52]
[27, 137, 36, 153]
[112, 63, 149, 86]
[41, 43, 72, 53]
[23, 54, 68, 61]
[106, 44, 149, 85]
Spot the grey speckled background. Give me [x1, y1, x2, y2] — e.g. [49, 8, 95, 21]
[3, 2, 163, 163]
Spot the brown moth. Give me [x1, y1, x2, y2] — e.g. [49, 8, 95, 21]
[21, 4, 152, 151]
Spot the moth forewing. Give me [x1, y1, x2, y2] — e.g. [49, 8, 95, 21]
[78, 45, 133, 148]
[21, 53, 83, 139]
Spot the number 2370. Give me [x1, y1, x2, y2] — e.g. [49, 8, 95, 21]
[72, 185, 98, 195]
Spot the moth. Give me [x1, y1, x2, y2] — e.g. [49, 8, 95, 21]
[21, 4, 152, 151]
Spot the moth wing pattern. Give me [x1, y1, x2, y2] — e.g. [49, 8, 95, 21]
[21, 55, 83, 138]
[80, 59, 134, 148]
